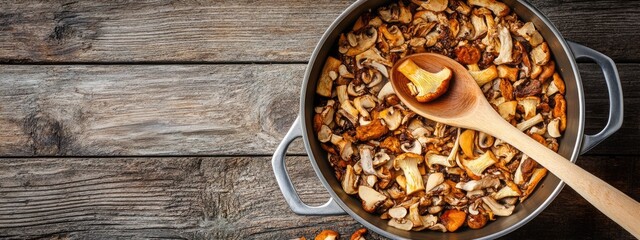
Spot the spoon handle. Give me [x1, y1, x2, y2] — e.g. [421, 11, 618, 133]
[483, 115, 640, 238]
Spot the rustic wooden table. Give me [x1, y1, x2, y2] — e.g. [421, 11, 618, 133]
[0, 0, 638, 239]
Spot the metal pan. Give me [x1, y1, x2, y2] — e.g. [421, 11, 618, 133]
[273, 0, 623, 239]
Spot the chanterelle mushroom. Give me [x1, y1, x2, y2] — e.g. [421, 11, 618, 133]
[461, 151, 498, 180]
[398, 59, 452, 103]
[315, 230, 339, 240]
[468, 65, 498, 87]
[393, 153, 425, 195]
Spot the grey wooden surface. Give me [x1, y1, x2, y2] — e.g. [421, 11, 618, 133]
[0, 0, 638, 239]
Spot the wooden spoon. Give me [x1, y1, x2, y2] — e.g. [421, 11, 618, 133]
[390, 53, 640, 237]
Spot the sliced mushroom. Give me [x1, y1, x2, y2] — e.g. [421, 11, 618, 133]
[347, 82, 366, 97]
[345, 27, 378, 56]
[411, 0, 448, 12]
[360, 145, 377, 176]
[316, 57, 341, 97]
[468, 0, 510, 16]
[481, 196, 515, 216]
[412, 214, 439, 231]
[380, 25, 405, 47]
[492, 142, 517, 163]
[336, 85, 348, 104]
[408, 203, 423, 228]
[388, 206, 408, 219]
[373, 151, 391, 167]
[342, 165, 358, 194]
[497, 100, 517, 121]
[380, 107, 403, 131]
[356, 48, 392, 69]
[461, 151, 498, 180]
[388, 218, 413, 231]
[538, 60, 556, 82]
[493, 26, 513, 65]
[493, 181, 522, 200]
[393, 153, 426, 195]
[518, 96, 540, 120]
[340, 100, 360, 125]
[457, 18, 474, 40]
[514, 155, 528, 185]
[547, 118, 562, 138]
[547, 73, 566, 96]
[425, 172, 445, 192]
[319, 100, 336, 125]
[516, 22, 543, 47]
[516, 113, 544, 131]
[353, 95, 377, 118]
[426, 151, 456, 168]
[456, 175, 500, 191]
[401, 139, 422, 155]
[368, 61, 390, 78]
[329, 135, 355, 161]
[377, 82, 394, 101]
[469, 65, 498, 86]
[359, 185, 387, 213]
[477, 131, 495, 149]
[378, 2, 412, 24]
[429, 223, 448, 232]
[470, 13, 487, 40]
[530, 42, 550, 66]
[317, 125, 332, 143]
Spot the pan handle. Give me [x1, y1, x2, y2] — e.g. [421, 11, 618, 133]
[272, 115, 345, 215]
[568, 41, 624, 154]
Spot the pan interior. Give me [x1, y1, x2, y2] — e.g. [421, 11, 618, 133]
[300, 0, 584, 239]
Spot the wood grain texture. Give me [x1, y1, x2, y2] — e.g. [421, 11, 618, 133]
[1, 0, 639, 63]
[0, 64, 304, 156]
[0, 156, 636, 239]
[0, 0, 353, 63]
[0, 63, 636, 156]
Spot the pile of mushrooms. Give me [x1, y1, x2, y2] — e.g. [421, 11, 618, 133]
[314, 0, 566, 233]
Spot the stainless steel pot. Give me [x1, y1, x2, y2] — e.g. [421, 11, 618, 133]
[272, 0, 624, 239]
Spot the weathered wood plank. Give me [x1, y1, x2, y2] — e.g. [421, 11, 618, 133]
[0, 63, 637, 156]
[1, 0, 638, 63]
[0, 156, 637, 239]
[0, 64, 305, 156]
[0, 0, 353, 63]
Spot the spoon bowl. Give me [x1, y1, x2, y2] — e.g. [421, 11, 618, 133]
[390, 53, 482, 126]
[390, 53, 640, 238]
